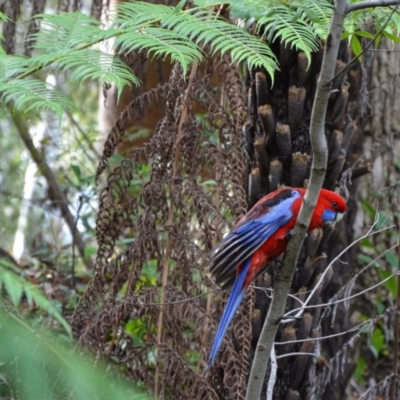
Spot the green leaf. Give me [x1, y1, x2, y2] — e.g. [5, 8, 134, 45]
[115, 27, 202, 75]
[384, 252, 398, 268]
[71, 164, 82, 181]
[382, 30, 400, 44]
[31, 12, 106, 52]
[0, 79, 75, 120]
[84, 246, 97, 259]
[379, 269, 398, 298]
[175, 0, 189, 13]
[354, 356, 366, 384]
[0, 259, 72, 337]
[358, 253, 380, 267]
[351, 35, 363, 60]
[141, 260, 157, 277]
[354, 30, 374, 39]
[0, 309, 148, 399]
[361, 199, 376, 218]
[0, 54, 31, 80]
[360, 237, 378, 253]
[1, 268, 23, 307]
[256, 7, 319, 63]
[370, 326, 385, 358]
[164, 8, 278, 78]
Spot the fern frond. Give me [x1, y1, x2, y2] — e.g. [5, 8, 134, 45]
[228, 0, 281, 20]
[0, 54, 31, 80]
[228, 0, 332, 62]
[115, 2, 174, 27]
[256, 6, 319, 61]
[163, 9, 278, 77]
[0, 11, 8, 49]
[30, 12, 108, 52]
[0, 79, 75, 119]
[32, 49, 138, 95]
[115, 28, 202, 73]
[370, 6, 400, 35]
[344, 10, 365, 36]
[0, 259, 72, 336]
[297, 0, 333, 40]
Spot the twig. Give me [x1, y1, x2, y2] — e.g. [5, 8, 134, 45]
[275, 321, 367, 346]
[283, 217, 393, 319]
[71, 195, 85, 289]
[9, 107, 93, 271]
[281, 241, 398, 319]
[347, 0, 400, 13]
[266, 345, 277, 400]
[284, 270, 400, 322]
[276, 305, 396, 347]
[140, 288, 221, 306]
[245, 1, 348, 398]
[275, 352, 315, 359]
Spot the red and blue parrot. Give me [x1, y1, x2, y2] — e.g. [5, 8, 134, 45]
[208, 187, 346, 365]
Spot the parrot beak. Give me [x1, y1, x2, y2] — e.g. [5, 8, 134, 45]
[335, 212, 344, 222]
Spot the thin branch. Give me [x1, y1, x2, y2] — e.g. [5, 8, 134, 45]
[245, 1, 348, 398]
[141, 288, 221, 306]
[284, 270, 400, 322]
[280, 241, 398, 319]
[71, 195, 85, 289]
[347, 0, 400, 13]
[283, 218, 393, 319]
[276, 306, 396, 347]
[266, 345, 277, 400]
[275, 321, 367, 346]
[9, 107, 93, 271]
[275, 352, 316, 360]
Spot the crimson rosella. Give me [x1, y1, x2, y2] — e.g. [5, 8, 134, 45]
[208, 187, 346, 365]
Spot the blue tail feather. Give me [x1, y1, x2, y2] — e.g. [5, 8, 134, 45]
[209, 259, 251, 366]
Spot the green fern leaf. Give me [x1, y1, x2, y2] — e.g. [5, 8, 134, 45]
[32, 49, 138, 95]
[115, 2, 174, 27]
[31, 12, 108, 52]
[0, 79, 75, 119]
[256, 7, 319, 62]
[297, 0, 333, 40]
[115, 28, 202, 74]
[0, 54, 31, 80]
[163, 9, 277, 78]
[0, 259, 72, 336]
[228, 0, 281, 20]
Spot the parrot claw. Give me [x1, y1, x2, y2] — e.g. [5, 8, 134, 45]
[285, 229, 295, 240]
[285, 230, 309, 240]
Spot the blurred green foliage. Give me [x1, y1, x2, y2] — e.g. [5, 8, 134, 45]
[0, 307, 149, 400]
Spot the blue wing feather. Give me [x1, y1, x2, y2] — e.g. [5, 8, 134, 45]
[209, 189, 300, 288]
[208, 189, 302, 366]
[209, 258, 251, 366]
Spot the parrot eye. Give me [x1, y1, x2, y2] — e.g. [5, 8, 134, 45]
[331, 201, 338, 209]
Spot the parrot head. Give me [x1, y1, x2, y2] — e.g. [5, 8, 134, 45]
[319, 190, 347, 224]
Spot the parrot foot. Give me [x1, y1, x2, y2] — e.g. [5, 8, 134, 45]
[284, 229, 295, 240]
[285, 230, 308, 240]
